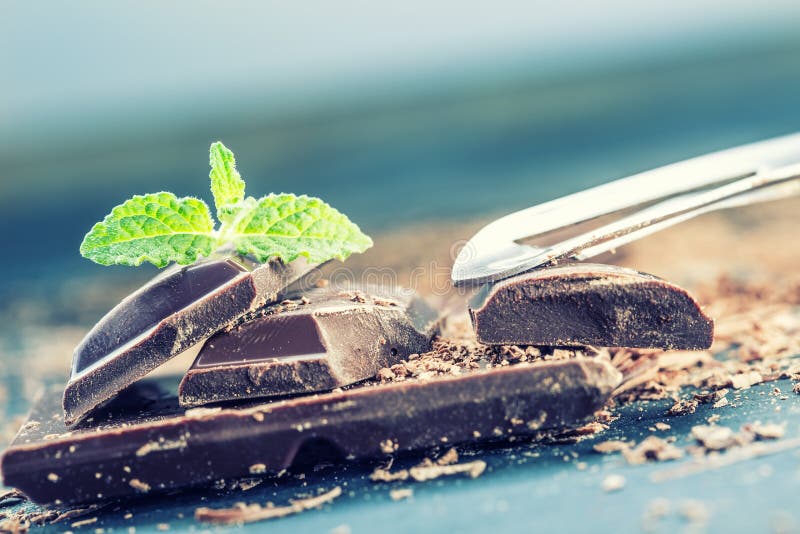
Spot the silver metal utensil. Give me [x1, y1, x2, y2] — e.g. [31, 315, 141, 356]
[452, 133, 800, 286]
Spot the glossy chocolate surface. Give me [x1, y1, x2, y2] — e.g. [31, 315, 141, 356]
[192, 314, 327, 367]
[470, 263, 714, 349]
[179, 287, 439, 406]
[73, 259, 247, 374]
[63, 256, 316, 426]
[2, 356, 621, 505]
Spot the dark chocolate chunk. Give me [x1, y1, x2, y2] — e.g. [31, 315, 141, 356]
[470, 263, 714, 349]
[178, 287, 439, 406]
[63, 255, 317, 426]
[1, 356, 621, 505]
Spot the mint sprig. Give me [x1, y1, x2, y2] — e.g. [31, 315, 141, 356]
[80, 142, 373, 268]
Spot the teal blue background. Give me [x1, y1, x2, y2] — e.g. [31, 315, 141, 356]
[3, 3, 800, 297]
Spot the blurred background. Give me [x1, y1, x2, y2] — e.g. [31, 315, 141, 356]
[4, 1, 800, 296]
[2, 0, 800, 355]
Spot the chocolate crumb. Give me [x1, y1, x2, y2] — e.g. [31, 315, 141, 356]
[373, 297, 400, 308]
[712, 397, 729, 409]
[593, 440, 630, 454]
[691, 425, 737, 451]
[389, 488, 413, 501]
[601, 474, 626, 492]
[344, 291, 367, 303]
[695, 388, 729, 404]
[71, 517, 98, 528]
[379, 439, 398, 454]
[746, 422, 786, 440]
[436, 448, 459, 466]
[679, 500, 710, 525]
[370, 467, 409, 482]
[371, 455, 486, 484]
[195, 486, 342, 525]
[667, 399, 698, 416]
[128, 479, 151, 493]
[135, 437, 188, 457]
[234, 478, 264, 492]
[377, 368, 396, 382]
[571, 421, 608, 436]
[248, 464, 267, 475]
[623, 436, 684, 464]
[184, 407, 222, 418]
[731, 371, 763, 390]
[408, 459, 486, 482]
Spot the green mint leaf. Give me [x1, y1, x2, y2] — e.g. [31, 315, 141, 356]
[80, 192, 216, 268]
[209, 141, 246, 222]
[230, 194, 373, 263]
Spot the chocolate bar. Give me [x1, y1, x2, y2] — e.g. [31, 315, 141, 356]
[63, 255, 317, 426]
[470, 264, 714, 349]
[179, 288, 439, 406]
[2, 356, 621, 505]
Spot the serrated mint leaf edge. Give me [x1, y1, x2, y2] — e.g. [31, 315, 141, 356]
[79, 192, 217, 268]
[227, 193, 373, 263]
[80, 234, 217, 268]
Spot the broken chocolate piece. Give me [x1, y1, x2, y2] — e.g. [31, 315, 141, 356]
[179, 287, 439, 406]
[470, 264, 714, 349]
[2, 356, 621, 505]
[63, 255, 317, 426]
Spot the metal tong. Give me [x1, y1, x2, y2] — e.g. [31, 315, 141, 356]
[452, 133, 800, 286]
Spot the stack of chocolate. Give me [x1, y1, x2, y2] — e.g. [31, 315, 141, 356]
[0, 256, 713, 505]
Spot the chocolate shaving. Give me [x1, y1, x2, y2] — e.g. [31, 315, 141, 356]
[194, 486, 342, 525]
[666, 399, 698, 416]
[409, 459, 486, 482]
[370, 453, 486, 484]
[593, 440, 630, 454]
[690, 425, 738, 451]
[389, 488, 414, 501]
[622, 436, 684, 464]
[601, 474, 626, 492]
[744, 421, 786, 440]
[70, 516, 98, 528]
